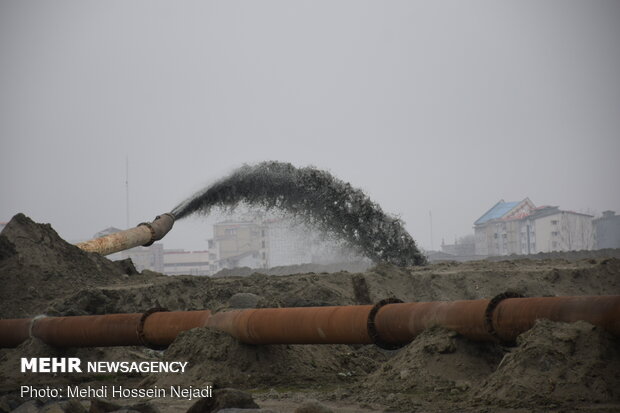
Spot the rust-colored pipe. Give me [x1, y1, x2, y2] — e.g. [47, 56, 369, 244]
[0, 318, 31, 348]
[206, 305, 374, 344]
[32, 313, 145, 347]
[144, 310, 212, 347]
[491, 295, 620, 343]
[207, 296, 620, 345]
[75, 213, 175, 256]
[373, 299, 492, 343]
[373, 296, 620, 344]
[0, 296, 618, 349]
[0, 310, 212, 348]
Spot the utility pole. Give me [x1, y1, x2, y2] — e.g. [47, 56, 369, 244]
[429, 210, 434, 251]
[126, 156, 129, 229]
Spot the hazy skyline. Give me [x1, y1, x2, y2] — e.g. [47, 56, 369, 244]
[1, 1, 619, 252]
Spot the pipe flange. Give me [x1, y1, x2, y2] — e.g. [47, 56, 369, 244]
[484, 291, 524, 344]
[367, 298, 405, 350]
[138, 222, 156, 246]
[137, 307, 169, 350]
[29, 315, 47, 340]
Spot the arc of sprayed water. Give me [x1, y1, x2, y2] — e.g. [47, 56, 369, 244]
[171, 162, 426, 266]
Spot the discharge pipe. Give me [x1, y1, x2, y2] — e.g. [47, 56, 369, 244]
[75, 213, 175, 256]
[0, 295, 618, 349]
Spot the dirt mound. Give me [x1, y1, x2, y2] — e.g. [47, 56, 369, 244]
[397, 258, 620, 302]
[44, 279, 209, 316]
[45, 270, 370, 317]
[0, 336, 158, 392]
[0, 214, 143, 318]
[474, 320, 620, 407]
[359, 321, 620, 411]
[186, 388, 259, 413]
[0, 337, 67, 391]
[151, 328, 385, 389]
[361, 327, 503, 402]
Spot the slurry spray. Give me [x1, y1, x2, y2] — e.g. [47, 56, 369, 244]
[172, 162, 426, 266]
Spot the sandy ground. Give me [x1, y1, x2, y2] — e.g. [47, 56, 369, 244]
[1, 214, 619, 413]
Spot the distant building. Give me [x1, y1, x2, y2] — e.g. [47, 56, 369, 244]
[209, 217, 357, 272]
[210, 219, 313, 271]
[593, 210, 620, 249]
[163, 249, 216, 276]
[217, 250, 264, 270]
[120, 244, 164, 273]
[212, 221, 267, 269]
[474, 199, 594, 256]
[520, 206, 594, 254]
[441, 235, 475, 257]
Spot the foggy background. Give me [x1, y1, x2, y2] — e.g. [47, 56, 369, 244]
[1, 0, 619, 252]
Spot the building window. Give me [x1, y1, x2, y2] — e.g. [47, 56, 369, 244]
[225, 228, 237, 236]
[551, 220, 558, 225]
[552, 231, 559, 237]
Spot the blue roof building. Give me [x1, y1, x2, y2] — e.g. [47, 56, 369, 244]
[474, 198, 536, 256]
[474, 200, 521, 226]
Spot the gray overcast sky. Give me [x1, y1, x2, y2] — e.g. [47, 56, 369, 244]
[1, 0, 619, 252]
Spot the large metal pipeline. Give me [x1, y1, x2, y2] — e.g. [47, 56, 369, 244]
[1, 295, 618, 349]
[75, 213, 175, 256]
[0, 311, 213, 349]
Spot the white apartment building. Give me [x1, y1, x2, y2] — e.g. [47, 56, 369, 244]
[163, 249, 217, 276]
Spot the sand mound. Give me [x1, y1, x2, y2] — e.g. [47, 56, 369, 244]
[151, 328, 385, 389]
[45, 269, 370, 317]
[474, 320, 620, 407]
[0, 335, 158, 393]
[0, 214, 139, 318]
[212, 261, 372, 277]
[44, 280, 208, 316]
[362, 326, 503, 400]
